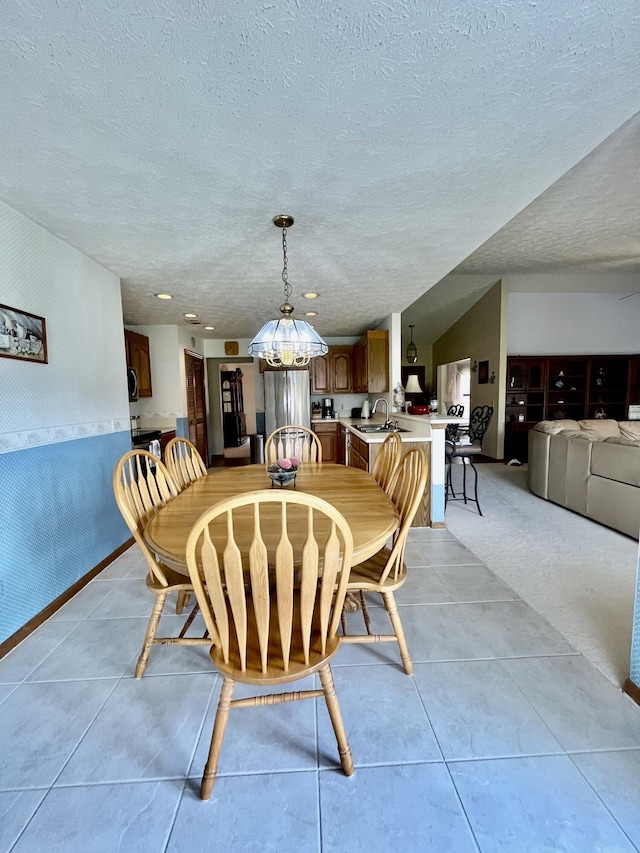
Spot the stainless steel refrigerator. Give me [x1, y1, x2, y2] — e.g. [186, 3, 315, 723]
[263, 370, 311, 434]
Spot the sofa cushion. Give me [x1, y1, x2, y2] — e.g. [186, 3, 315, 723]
[577, 419, 621, 438]
[603, 436, 640, 448]
[591, 439, 640, 487]
[533, 419, 580, 435]
[619, 421, 640, 441]
[558, 430, 604, 441]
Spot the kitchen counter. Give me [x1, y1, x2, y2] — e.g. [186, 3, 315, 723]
[312, 414, 460, 528]
[313, 414, 463, 443]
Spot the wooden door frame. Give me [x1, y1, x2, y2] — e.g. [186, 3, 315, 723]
[184, 350, 209, 465]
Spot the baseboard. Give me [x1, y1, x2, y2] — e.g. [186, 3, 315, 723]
[431, 522, 447, 529]
[623, 678, 640, 706]
[0, 537, 134, 660]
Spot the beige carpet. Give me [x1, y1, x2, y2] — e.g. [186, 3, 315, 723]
[444, 464, 639, 687]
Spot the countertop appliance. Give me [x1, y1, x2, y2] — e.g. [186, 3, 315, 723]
[263, 370, 311, 434]
[322, 397, 334, 419]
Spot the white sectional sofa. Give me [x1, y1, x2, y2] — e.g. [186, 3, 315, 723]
[528, 419, 640, 539]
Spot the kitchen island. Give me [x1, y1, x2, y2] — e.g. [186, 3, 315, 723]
[312, 412, 463, 527]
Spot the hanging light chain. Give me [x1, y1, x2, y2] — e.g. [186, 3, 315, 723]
[281, 227, 292, 303]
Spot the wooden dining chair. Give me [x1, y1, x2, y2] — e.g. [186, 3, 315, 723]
[113, 450, 210, 678]
[265, 425, 323, 464]
[341, 448, 428, 675]
[185, 489, 355, 799]
[370, 431, 403, 493]
[164, 436, 207, 491]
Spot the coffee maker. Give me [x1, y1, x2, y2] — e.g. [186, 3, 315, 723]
[322, 397, 334, 419]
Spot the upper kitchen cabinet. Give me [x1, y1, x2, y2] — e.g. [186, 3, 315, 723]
[352, 330, 389, 394]
[125, 329, 152, 397]
[310, 345, 353, 394]
[310, 352, 331, 393]
[331, 346, 353, 393]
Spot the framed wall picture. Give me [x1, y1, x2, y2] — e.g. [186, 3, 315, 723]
[478, 360, 489, 384]
[0, 303, 48, 363]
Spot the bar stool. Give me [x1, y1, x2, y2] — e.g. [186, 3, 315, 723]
[445, 405, 493, 516]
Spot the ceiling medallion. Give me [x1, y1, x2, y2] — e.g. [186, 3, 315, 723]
[248, 215, 328, 368]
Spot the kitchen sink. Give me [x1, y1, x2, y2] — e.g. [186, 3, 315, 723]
[355, 425, 410, 434]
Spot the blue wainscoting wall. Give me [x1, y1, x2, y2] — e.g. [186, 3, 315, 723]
[176, 417, 189, 439]
[0, 431, 132, 644]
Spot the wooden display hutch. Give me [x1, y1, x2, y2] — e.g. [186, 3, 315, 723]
[221, 368, 246, 448]
[505, 354, 640, 461]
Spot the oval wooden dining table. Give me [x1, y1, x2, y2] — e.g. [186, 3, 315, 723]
[144, 463, 399, 575]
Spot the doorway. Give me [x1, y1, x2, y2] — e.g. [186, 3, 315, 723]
[184, 351, 209, 465]
[437, 358, 471, 417]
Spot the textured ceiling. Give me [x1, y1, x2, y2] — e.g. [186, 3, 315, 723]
[408, 110, 640, 342]
[2, 1, 640, 341]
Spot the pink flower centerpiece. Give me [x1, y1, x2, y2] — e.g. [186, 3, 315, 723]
[267, 457, 299, 487]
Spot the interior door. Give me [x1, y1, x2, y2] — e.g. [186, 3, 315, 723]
[185, 351, 209, 465]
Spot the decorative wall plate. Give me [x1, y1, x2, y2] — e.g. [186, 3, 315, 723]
[224, 341, 239, 356]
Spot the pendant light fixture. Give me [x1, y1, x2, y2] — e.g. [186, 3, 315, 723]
[248, 215, 328, 368]
[406, 324, 418, 364]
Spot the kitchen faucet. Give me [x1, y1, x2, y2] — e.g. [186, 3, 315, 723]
[371, 398, 392, 428]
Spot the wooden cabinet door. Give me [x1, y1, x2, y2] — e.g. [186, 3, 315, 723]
[310, 353, 331, 393]
[125, 329, 152, 397]
[331, 347, 353, 393]
[318, 430, 337, 462]
[312, 422, 337, 463]
[185, 352, 209, 465]
[366, 330, 389, 393]
[352, 341, 366, 393]
[336, 424, 346, 465]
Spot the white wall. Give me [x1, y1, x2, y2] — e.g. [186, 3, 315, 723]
[0, 201, 127, 438]
[0, 200, 130, 644]
[508, 291, 640, 354]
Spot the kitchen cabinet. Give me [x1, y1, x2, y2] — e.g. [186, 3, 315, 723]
[125, 329, 152, 397]
[352, 330, 388, 394]
[348, 432, 369, 471]
[330, 347, 353, 393]
[310, 353, 331, 393]
[312, 421, 338, 463]
[336, 422, 346, 465]
[310, 346, 353, 394]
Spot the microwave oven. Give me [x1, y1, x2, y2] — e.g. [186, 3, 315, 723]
[127, 366, 138, 402]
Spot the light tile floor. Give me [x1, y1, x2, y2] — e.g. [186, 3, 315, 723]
[2, 528, 640, 851]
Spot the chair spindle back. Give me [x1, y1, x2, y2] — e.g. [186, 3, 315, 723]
[265, 426, 323, 465]
[186, 491, 353, 674]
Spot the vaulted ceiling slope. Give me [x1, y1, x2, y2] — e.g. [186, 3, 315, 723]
[1, 2, 640, 338]
[408, 109, 640, 343]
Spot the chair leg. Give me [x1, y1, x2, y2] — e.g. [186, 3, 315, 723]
[469, 459, 483, 516]
[359, 590, 373, 635]
[462, 458, 468, 504]
[176, 590, 191, 614]
[136, 593, 168, 678]
[201, 677, 235, 800]
[381, 591, 413, 675]
[318, 664, 354, 776]
[178, 600, 201, 639]
[446, 458, 456, 500]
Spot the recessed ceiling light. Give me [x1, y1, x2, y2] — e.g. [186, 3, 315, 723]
[304, 311, 317, 316]
[303, 292, 318, 299]
[184, 313, 198, 318]
[155, 293, 172, 300]
[204, 326, 215, 331]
